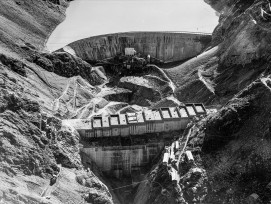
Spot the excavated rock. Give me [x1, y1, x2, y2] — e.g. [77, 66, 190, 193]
[0, 1, 114, 203]
[3, 0, 271, 203]
[186, 77, 271, 203]
[118, 76, 173, 107]
[0, 0, 70, 53]
[76, 170, 113, 204]
[0, 89, 82, 175]
[29, 51, 106, 86]
[166, 0, 271, 106]
[180, 167, 208, 203]
[134, 163, 178, 204]
[0, 61, 117, 203]
[0, 54, 26, 77]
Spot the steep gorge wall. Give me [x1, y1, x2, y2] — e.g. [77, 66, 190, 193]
[165, 0, 271, 106]
[61, 32, 212, 62]
[0, 0, 72, 55]
[137, 0, 271, 203]
[0, 1, 120, 204]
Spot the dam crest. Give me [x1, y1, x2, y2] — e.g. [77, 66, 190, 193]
[59, 31, 212, 63]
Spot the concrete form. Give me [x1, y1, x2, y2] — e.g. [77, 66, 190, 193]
[119, 114, 129, 136]
[160, 107, 174, 132]
[177, 106, 190, 129]
[93, 117, 103, 137]
[62, 103, 207, 138]
[185, 104, 197, 117]
[110, 115, 121, 136]
[102, 117, 111, 137]
[82, 142, 164, 176]
[144, 109, 163, 133]
[193, 103, 207, 115]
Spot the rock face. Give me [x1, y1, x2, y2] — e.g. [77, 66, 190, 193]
[0, 54, 26, 77]
[186, 77, 271, 203]
[0, 89, 82, 177]
[3, 0, 271, 203]
[75, 170, 114, 204]
[0, 1, 118, 204]
[30, 51, 106, 86]
[0, 0, 69, 53]
[59, 32, 212, 63]
[133, 1, 271, 203]
[134, 163, 181, 204]
[166, 0, 271, 105]
[118, 76, 173, 106]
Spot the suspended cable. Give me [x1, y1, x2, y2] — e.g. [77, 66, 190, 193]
[110, 179, 149, 191]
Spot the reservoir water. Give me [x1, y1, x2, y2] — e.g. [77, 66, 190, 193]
[47, 0, 219, 52]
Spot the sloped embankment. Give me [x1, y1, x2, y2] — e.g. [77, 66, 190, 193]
[0, 0, 69, 54]
[133, 76, 271, 203]
[186, 77, 271, 203]
[0, 60, 116, 203]
[166, 0, 271, 106]
[118, 76, 173, 107]
[0, 0, 118, 203]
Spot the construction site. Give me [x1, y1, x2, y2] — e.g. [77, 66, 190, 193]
[62, 103, 207, 179]
[51, 43, 211, 202]
[3, 0, 271, 203]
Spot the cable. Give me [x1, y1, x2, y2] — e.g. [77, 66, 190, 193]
[110, 179, 149, 191]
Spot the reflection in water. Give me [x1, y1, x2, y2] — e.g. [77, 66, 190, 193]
[47, 0, 218, 51]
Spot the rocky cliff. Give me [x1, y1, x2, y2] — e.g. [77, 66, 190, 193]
[2, 0, 271, 203]
[0, 1, 119, 203]
[185, 76, 271, 203]
[166, 0, 271, 105]
[0, 0, 70, 55]
[59, 32, 212, 63]
[134, 0, 271, 203]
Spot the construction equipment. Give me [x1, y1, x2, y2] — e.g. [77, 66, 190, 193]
[93, 48, 163, 75]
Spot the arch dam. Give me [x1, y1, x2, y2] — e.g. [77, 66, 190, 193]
[59, 31, 212, 63]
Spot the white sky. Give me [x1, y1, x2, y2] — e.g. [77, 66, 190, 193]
[47, 0, 219, 51]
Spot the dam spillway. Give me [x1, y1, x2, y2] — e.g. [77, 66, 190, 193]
[60, 32, 212, 63]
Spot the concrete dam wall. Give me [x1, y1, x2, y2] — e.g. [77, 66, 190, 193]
[61, 32, 212, 62]
[81, 142, 164, 177]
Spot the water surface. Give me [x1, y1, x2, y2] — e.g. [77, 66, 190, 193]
[47, 0, 218, 51]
